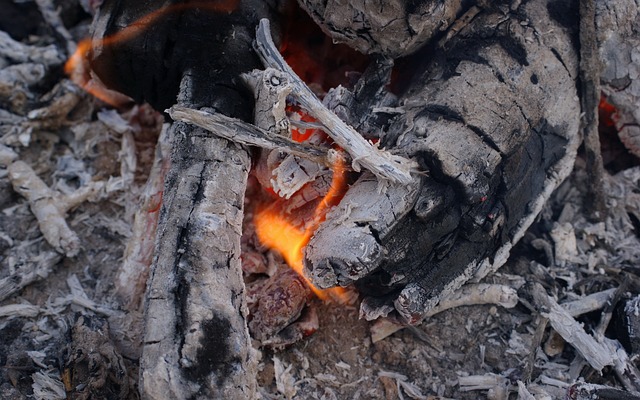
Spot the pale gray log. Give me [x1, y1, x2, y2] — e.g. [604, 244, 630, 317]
[140, 82, 257, 398]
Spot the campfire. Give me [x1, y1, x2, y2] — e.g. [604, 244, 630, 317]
[1, 0, 640, 398]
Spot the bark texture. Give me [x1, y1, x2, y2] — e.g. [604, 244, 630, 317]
[140, 118, 256, 399]
[297, 0, 463, 57]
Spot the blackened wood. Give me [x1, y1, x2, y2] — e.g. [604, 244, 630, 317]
[613, 295, 640, 355]
[90, 0, 278, 115]
[89, 1, 280, 397]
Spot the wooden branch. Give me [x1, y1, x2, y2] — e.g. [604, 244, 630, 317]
[8, 160, 104, 257]
[168, 106, 336, 167]
[253, 19, 417, 184]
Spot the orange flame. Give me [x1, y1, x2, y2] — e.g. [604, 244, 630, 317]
[254, 156, 348, 301]
[65, 0, 240, 105]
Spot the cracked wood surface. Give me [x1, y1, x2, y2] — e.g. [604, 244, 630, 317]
[140, 119, 256, 399]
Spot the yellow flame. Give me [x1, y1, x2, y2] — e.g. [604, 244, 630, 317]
[255, 157, 348, 301]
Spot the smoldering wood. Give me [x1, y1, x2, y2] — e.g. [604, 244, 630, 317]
[322, 57, 398, 139]
[89, 2, 280, 396]
[141, 78, 257, 398]
[296, 0, 463, 58]
[242, 67, 327, 199]
[254, 19, 417, 184]
[302, 0, 582, 324]
[305, 172, 421, 289]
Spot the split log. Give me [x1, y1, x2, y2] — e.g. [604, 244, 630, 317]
[304, 0, 582, 324]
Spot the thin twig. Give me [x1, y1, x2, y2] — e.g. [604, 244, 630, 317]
[168, 105, 343, 168]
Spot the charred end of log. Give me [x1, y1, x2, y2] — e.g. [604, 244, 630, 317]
[296, 0, 463, 57]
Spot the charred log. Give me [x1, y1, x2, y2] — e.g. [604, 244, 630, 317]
[304, 0, 582, 324]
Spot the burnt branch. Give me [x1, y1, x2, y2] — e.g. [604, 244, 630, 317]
[168, 105, 338, 167]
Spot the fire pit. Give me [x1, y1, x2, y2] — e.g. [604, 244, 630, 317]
[1, 0, 640, 398]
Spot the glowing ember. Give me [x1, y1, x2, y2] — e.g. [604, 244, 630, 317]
[64, 0, 239, 105]
[254, 156, 348, 301]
